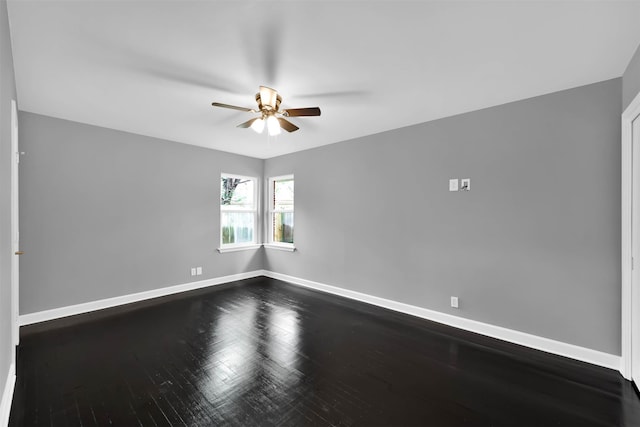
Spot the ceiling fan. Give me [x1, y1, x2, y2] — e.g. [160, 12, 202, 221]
[212, 86, 321, 136]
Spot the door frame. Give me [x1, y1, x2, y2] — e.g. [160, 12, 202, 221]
[622, 90, 640, 381]
[10, 99, 19, 360]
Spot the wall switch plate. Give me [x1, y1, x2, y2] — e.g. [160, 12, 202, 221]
[190, 268, 196, 276]
[449, 179, 459, 192]
[196, 267, 202, 275]
[451, 296, 459, 308]
[460, 178, 470, 191]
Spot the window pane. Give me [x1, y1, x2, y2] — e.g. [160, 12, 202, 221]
[273, 212, 294, 243]
[221, 177, 254, 209]
[273, 179, 293, 211]
[221, 212, 254, 244]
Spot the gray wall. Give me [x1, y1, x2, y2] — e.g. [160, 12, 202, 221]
[264, 78, 622, 355]
[0, 0, 16, 393]
[19, 112, 263, 314]
[623, 43, 640, 111]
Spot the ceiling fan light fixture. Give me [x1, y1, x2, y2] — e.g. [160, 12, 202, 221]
[266, 115, 281, 136]
[251, 117, 265, 134]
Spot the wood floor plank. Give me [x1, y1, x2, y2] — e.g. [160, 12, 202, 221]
[8, 276, 640, 426]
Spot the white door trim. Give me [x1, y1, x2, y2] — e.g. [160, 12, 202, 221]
[10, 100, 19, 358]
[621, 91, 640, 380]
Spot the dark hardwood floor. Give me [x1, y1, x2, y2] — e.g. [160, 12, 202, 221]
[8, 276, 640, 426]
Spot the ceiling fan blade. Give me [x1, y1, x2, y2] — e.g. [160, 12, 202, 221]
[278, 118, 299, 133]
[237, 118, 259, 128]
[282, 107, 321, 117]
[212, 102, 255, 113]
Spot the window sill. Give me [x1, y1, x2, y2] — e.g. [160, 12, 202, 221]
[263, 243, 296, 252]
[217, 244, 262, 253]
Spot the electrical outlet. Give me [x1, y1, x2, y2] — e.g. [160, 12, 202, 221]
[449, 179, 459, 192]
[190, 267, 196, 276]
[460, 178, 470, 191]
[196, 267, 202, 276]
[451, 296, 459, 308]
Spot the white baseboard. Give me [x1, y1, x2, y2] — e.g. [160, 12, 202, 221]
[17, 269, 621, 373]
[262, 271, 622, 372]
[0, 363, 16, 427]
[19, 270, 265, 326]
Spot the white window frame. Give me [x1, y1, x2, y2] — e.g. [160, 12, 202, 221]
[264, 174, 295, 251]
[217, 173, 260, 253]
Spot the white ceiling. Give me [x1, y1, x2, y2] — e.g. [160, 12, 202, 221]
[7, 1, 640, 159]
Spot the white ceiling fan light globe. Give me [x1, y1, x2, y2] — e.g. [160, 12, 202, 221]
[251, 118, 265, 134]
[266, 115, 281, 136]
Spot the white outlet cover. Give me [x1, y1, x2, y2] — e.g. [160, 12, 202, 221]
[196, 267, 202, 275]
[190, 268, 196, 276]
[461, 178, 471, 191]
[451, 296, 459, 308]
[449, 179, 459, 192]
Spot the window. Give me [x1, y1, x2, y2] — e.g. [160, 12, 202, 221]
[219, 173, 259, 252]
[267, 175, 294, 250]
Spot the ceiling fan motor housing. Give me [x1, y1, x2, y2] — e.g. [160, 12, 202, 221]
[256, 91, 282, 114]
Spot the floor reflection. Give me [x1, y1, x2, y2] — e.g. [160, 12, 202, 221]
[198, 291, 303, 419]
